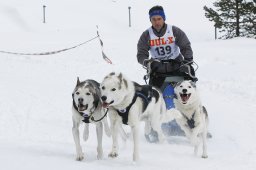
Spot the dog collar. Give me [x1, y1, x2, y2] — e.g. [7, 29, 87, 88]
[118, 109, 127, 113]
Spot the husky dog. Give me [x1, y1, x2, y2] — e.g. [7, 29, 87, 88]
[72, 78, 111, 161]
[100, 72, 174, 162]
[173, 80, 208, 158]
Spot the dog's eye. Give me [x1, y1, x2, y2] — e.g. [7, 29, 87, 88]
[111, 88, 116, 91]
[180, 85, 183, 88]
[188, 86, 191, 88]
[86, 93, 90, 95]
[76, 92, 80, 95]
[102, 86, 105, 90]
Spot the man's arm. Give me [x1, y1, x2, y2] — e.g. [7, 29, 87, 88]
[173, 26, 193, 62]
[137, 30, 150, 66]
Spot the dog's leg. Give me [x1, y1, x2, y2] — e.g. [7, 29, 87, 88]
[131, 125, 139, 162]
[96, 122, 103, 160]
[119, 124, 128, 142]
[202, 129, 208, 158]
[83, 123, 89, 141]
[108, 119, 119, 158]
[194, 144, 199, 156]
[190, 122, 203, 146]
[194, 133, 200, 156]
[72, 119, 84, 161]
[151, 121, 165, 143]
[176, 119, 192, 138]
[166, 108, 183, 121]
[103, 117, 111, 137]
[144, 121, 151, 135]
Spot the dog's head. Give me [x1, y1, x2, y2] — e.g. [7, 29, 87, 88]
[174, 80, 197, 105]
[72, 77, 100, 117]
[100, 72, 129, 108]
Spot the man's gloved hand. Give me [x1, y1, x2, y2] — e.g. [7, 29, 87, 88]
[180, 60, 193, 73]
[179, 64, 189, 73]
[150, 60, 163, 72]
[143, 58, 154, 67]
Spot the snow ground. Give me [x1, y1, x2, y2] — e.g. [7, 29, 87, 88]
[0, 0, 256, 169]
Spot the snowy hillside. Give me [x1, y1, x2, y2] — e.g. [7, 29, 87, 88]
[0, 0, 256, 170]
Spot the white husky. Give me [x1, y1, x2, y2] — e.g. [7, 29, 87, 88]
[173, 80, 208, 158]
[72, 78, 111, 161]
[100, 72, 175, 162]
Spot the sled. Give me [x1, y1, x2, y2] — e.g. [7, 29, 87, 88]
[143, 59, 197, 142]
[161, 76, 185, 137]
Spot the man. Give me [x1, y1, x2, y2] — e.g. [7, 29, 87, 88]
[137, 5, 197, 88]
[137, 5, 197, 142]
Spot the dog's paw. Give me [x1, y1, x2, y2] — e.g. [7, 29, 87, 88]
[97, 153, 103, 160]
[97, 147, 103, 160]
[202, 154, 208, 159]
[108, 152, 118, 158]
[75, 152, 84, 161]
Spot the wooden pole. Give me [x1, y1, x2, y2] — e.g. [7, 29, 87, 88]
[215, 26, 217, 40]
[128, 6, 131, 27]
[43, 5, 46, 23]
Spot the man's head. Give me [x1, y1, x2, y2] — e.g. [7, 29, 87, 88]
[149, 5, 165, 31]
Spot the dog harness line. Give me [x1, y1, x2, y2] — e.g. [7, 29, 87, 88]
[80, 108, 109, 123]
[180, 111, 196, 129]
[73, 98, 107, 123]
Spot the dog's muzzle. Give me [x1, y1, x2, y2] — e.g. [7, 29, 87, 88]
[179, 93, 191, 104]
[78, 103, 88, 112]
[102, 101, 114, 108]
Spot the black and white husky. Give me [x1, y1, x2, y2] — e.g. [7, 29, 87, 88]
[173, 80, 209, 158]
[100, 72, 175, 162]
[72, 78, 111, 161]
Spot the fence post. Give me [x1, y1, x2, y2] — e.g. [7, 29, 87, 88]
[215, 26, 217, 40]
[43, 5, 46, 23]
[128, 6, 131, 27]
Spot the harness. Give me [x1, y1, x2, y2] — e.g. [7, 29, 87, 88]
[81, 108, 109, 123]
[181, 111, 196, 129]
[73, 99, 108, 123]
[117, 85, 154, 125]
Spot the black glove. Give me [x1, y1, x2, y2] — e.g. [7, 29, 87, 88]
[180, 60, 193, 73]
[142, 59, 150, 67]
[150, 61, 163, 72]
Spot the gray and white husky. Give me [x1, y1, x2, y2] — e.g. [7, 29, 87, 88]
[72, 78, 111, 161]
[173, 80, 209, 158]
[100, 72, 175, 162]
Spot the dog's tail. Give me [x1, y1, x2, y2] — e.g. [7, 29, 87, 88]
[202, 106, 209, 125]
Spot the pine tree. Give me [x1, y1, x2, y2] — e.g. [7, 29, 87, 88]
[204, 0, 256, 39]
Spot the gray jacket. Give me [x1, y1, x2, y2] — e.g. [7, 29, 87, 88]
[137, 24, 193, 73]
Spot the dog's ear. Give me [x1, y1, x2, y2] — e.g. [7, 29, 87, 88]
[76, 77, 80, 86]
[118, 73, 128, 89]
[189, 81, 196, 88]
[173, 81, 182, 88]
[117, 73, 123, 89]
